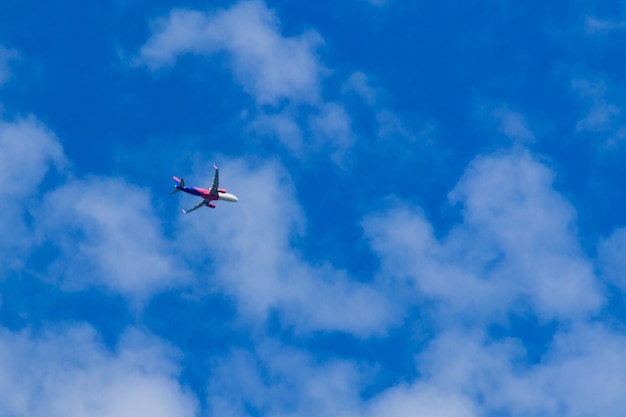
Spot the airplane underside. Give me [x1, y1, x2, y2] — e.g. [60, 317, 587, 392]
[172, 165, 239, 214]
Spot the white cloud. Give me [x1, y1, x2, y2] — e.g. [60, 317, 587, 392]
[203, 323, 626, 417]
[139, 0, 324, 106]
[368, 382, 478, 417]
[364, 148, 602, 322]
[137, 2, 382, 164]
[537, 323, 626, 416]
[137, 1, 370, 164]
[192, 148, 626, 417]
[0, 324, 198, 417]
[0, 113, 191, 304]
[33, 177, 189, 301]
[175, 159, 398, 335]
[0, 116, 65, 197]
[274, 322, 620, 417]
[207, 341, 363, 417]
[449, 149, 601, 318]
[412, 329, 555, 415]
[0, 116, 66, 274]
[394, 322, 626, 417]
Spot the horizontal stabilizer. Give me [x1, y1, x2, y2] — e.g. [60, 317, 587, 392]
[171, 177, 185, 194]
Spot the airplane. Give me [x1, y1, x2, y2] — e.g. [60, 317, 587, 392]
[171, 165, 239, 213]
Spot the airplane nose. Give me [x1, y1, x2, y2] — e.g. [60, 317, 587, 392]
[220, 192, 239, 202]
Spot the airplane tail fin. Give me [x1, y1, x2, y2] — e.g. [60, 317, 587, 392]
[171, 176, 185, 194]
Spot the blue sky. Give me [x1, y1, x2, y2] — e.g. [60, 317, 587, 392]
[2, 0, 626, 415]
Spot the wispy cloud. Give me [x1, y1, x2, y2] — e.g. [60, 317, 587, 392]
[309, 102, 355, 164]
[252, 106, 305, 155]
[0, 46, 18, 87]
[573, 78, 620, 133]
[343, 72, 377, 105]
[0, 115, 65, 275]
[0, 324, 198, 417]
[366, 321, 626, 417]
[585, 16, 626, 34]
[207, 340, 362, 417]
[472, 99, 536, 146]
[0, 114, 188, 303]
[598, 227, 626, 293]
[138, 0, 324, 106]
[8, 2, 626, 416]
[137, 1, 387, 165]
[569, 77, 626, 148]
[33, 177, 190, 302]
[492, 105, 535, 143]
[176, 159, 398, 335]
[367, 381, 477, 417]
[365, 148, 602, 322]
[0, 116, 65, 197]
[191, 146, 626, 417]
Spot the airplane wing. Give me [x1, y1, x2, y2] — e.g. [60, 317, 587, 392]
[210, 165, 219, 196]
[181, 200, 206, 214]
